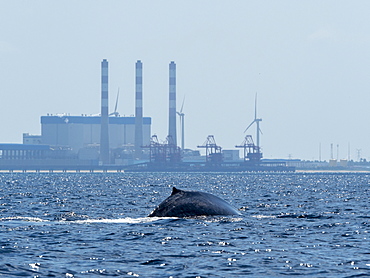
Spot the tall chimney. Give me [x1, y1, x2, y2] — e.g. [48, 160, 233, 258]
[100, 59, 110, 164]
[168, 61, 177, 146]
[135, 60, 143, 159]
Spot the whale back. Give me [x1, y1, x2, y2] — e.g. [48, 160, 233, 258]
[148, 187, 240, 217]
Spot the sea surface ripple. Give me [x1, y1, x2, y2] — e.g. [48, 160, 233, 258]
[1, 173, 369, 277]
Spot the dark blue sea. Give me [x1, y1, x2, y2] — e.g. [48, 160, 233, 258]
[1, 173, 369, 277]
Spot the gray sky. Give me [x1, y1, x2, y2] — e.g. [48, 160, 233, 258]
[1, 1, 370, 161]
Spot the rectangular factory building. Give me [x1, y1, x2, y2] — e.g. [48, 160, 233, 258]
[41, 115, 151, 153]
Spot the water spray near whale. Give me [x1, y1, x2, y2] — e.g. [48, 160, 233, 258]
[148, 187, 241, 217]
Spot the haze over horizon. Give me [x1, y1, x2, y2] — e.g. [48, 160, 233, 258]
[1, 1, 370, 161]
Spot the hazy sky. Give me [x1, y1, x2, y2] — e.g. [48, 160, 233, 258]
[1, 1, 370, 161]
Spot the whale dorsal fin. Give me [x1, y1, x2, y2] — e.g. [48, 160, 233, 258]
[171, 187, 182, 195]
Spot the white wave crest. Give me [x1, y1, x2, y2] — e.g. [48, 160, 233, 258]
[74, 217, 164, 224]
[0, 216, 49, 222]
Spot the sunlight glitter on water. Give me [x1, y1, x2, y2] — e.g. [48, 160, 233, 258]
[251, 214, 276, 219]
[1, 173, 370, 277]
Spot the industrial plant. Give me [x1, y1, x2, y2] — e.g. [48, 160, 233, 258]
[0, 59, 294, 172]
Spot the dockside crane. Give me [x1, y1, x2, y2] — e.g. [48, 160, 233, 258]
[235, 135, 262, 163]
[142, 135, 181, 164]
[145, 135, 166, 163]
[197, 135, 223, 163]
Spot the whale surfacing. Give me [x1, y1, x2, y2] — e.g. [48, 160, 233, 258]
[148, 187, 241, 217]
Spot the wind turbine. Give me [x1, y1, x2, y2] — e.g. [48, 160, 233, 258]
[177, 96, 185, 150]
[244, 93, 262, 149]
[109, 88, 120, 117]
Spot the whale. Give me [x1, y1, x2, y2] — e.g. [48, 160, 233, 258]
[148, 187, 241, 217]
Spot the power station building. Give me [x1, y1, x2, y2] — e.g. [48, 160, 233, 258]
[40, 115, 151, 152]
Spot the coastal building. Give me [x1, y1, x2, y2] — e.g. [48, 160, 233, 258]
[40, 115, 151, 153]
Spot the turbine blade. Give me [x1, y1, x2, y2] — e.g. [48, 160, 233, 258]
[244, 120, 255, 133]
[114, 88, 120, 113]
[180, 95, 185, 113]
[254, 92, 258, 120]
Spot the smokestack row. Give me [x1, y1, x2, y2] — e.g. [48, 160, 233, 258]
[135, 60, 143, 159]
[99, 59, 177, 163]
[168, 61, 177, 146]
[100, 59, 110, 164]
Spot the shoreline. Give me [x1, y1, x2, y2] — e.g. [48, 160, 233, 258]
[296, 169, 370, 173]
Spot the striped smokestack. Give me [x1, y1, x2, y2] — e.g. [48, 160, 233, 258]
[135, 60, 143, 159]
[168, 61, 177, 146]
[100, 59, 110, 164]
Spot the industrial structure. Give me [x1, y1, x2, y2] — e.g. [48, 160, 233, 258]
[40, 115, 151, 154]
[0, 59, 295, 172]
[168, 61, 177, 146]
[100, 59, 110, 164]
[197, 135, 223, 164]
[125, 133, 292, 172]
[236, 135, 262, 162]
[135, 60, 144, 160]
[143, 135, 181, 164]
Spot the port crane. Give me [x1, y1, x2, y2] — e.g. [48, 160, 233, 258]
[143, 135, 181, 164]
[235, 135, 262, 162]
[197, 135, 223, 163]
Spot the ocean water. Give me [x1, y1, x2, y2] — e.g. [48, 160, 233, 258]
[0, 172, 369, 277]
